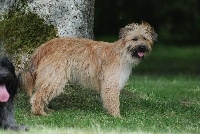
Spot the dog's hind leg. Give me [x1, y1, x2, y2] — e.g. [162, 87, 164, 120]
[30, 81, 67, 115]
[30, 65, 68, 115]
[30, 89, 49, 115]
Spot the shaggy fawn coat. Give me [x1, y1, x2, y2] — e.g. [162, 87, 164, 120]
[19, 22, 157, 117]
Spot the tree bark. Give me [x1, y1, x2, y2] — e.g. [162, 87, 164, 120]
[0, 0, 95, 62]
[0, 0, 95, 39]
[0, 0, 16, 14]
[28, 0, 95, 39]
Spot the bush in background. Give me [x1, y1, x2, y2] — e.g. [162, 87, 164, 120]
[0, 5, 57, 72]
[0, 9, 57, 55]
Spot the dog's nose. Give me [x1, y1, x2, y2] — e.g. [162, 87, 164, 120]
[138, 46, 146, 51]
[0, 75, 8, 81]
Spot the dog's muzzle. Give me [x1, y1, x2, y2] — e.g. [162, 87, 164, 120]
[131, 45, 149, 59]
[0, 72, 10, 84]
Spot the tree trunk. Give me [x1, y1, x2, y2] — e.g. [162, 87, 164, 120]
[0, 0, 16, 14]
[28, 0, 95, 39]
[0, 0, 95, 39]
[0, 0, 95, 69]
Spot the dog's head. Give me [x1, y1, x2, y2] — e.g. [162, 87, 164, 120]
[0, 57, 17, 102]
[0, 57, 16, 84]
[119, 22, 157, 61]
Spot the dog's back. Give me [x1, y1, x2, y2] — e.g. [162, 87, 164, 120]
[19, 37, 105, 95]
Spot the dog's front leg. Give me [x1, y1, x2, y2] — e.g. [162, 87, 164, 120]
[0, 100, 28, 131]
[101, 86, 121, 117]
[0, 100, 16, 129]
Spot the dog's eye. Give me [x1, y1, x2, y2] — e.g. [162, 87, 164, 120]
[143, 37, 147, 41]
[132, 38, 138, 41]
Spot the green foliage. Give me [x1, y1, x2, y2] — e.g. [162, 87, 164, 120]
[0, 8, 57, 55]
[94, 0, 200, 44]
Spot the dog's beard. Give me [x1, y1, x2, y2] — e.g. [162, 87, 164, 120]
[128, 45, 150, 59]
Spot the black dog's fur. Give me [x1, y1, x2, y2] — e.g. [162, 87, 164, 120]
[0, 57, 28, 131]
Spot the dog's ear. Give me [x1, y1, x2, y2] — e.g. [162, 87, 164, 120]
[119, 27, 127, 39]
[152, 32, 158, 42]
[119, 23, 136, 39]
[142, 22, 158, 42]
[119, 22, 158, 42]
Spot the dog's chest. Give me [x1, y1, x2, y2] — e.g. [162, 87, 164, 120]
[119, 63, 132, 90]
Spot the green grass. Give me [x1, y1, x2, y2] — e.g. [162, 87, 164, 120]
[1, 45, 200, 134]
[0, 127, 157, 134]
[134, 44, 200, 75]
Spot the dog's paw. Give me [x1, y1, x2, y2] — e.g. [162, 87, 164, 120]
[18, 125, 29, 131]
[108, 111, 121, 118]
[33, 111, 48, 116]
[113, 113, 122, 118]
[32, 109, 48, 116]
[45, 107, 54, 113]
[4, 125, 29, 131]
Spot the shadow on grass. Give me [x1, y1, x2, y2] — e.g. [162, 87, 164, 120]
[15, 84, 200, 133]
[48, 85, 103, 113]
[16, 85, 200, 118]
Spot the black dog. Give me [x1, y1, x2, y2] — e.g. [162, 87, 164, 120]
[0, 57, 28, 131]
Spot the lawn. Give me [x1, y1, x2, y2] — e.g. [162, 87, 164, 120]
[1, 44, 200, 134]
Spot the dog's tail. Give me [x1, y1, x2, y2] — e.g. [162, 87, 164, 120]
[18, 70, 35, 96]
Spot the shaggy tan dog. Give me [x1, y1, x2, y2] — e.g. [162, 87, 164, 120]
[19, 22, 157, 117]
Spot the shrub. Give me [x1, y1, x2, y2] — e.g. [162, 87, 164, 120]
[0, 8, 57, 55]
[0, 3, 57, 72]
